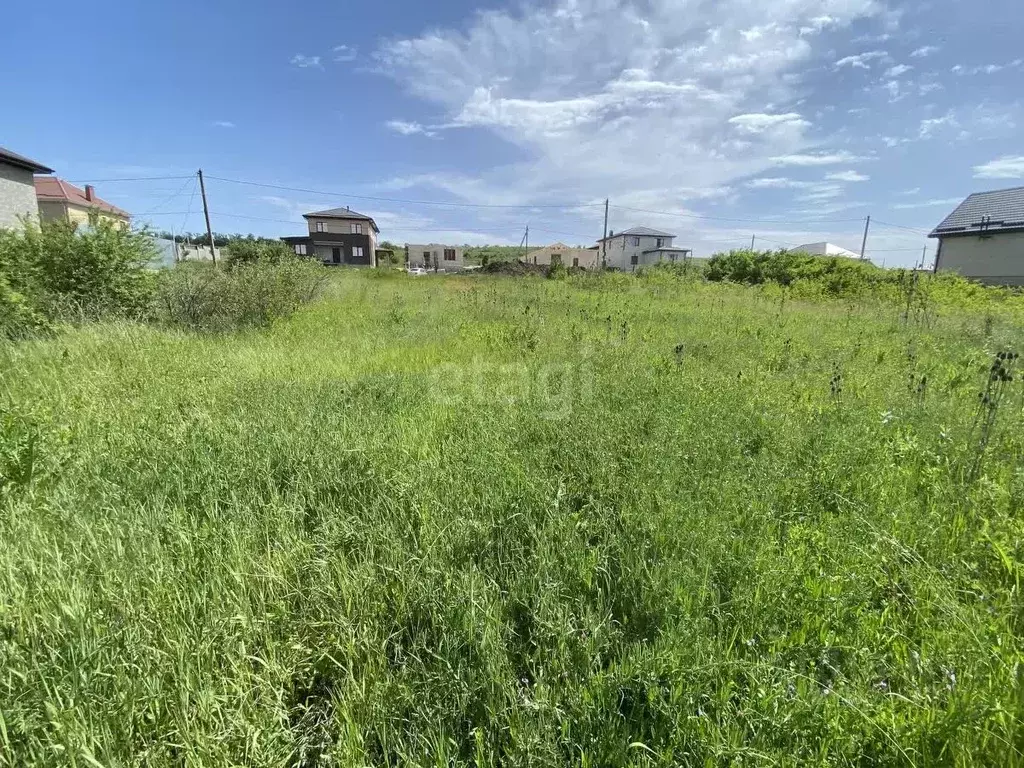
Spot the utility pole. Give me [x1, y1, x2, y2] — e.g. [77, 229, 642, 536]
[602, 198, 609, 268]
[750, 234, 756, 251]
[859, 215, 871, 260]
[198, 169, 216, 265]
[525, 225, 529, 259]
[919, 245, 927, 271]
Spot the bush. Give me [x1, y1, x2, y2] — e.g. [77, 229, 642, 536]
[0, 219, 156, 326]
[0, 274, 50, 339]
[224, 236, 299, 268]
[546, 262, 568, 280]
[154, 259, 327, 332]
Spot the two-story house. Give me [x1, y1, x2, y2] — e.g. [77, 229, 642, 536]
[598, 227, 692, 270]
[282, 206, 379, 267]
[35, 178, 131, 228]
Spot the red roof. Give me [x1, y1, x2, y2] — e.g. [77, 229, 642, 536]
[35, 177, 130, 219]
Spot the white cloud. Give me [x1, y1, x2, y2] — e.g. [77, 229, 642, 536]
[910, 46, 938, 58]
[290, 54, 322, 69]
[372, 0, 884, 210]
[892, 197, 963, 210]
[974, 156, 1024, 179]
[385, 119, 434, 136]
[835, 50, 887, 69]
[884, 64, 912, 77]
[212, 121, 235, 129]
[728, 112, 809, 133]
[918, 112, 956, 139]
[770, 151, 868, 166]
[901, 187, 920, 196]
[826, 170, 869, 182]
[333, 45, 357, 62]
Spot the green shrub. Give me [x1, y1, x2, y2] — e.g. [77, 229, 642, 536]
[546, 261, 568, 280]
[0, 274, 50, 339]
[154, 259, 327, 332]
[0, 219, 156, 324]
[224, 236, 299, 268]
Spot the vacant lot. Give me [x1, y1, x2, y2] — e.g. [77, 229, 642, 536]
[1, 270, 1022, 765]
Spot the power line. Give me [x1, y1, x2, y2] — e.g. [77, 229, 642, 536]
[872, 219, 931, 235]
[136, 176, 198, 217]
[205, 175, 605, 210]
[67, 175, 195, 183]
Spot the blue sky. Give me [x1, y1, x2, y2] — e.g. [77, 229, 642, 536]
[3, 0, 1023, 265]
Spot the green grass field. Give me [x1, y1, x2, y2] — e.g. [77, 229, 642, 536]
[2, 270, 1023, 766]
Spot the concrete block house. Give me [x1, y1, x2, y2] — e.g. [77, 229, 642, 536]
[405, 243, 465, 271]
[0, 146, 53, 228]
[283, 206, 379, 267]
[598, 227, 692, 270]
[929, 187, 1024, 285]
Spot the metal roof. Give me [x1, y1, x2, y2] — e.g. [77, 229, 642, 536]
[35, 177, 130, 218]
[929, 186, 1024, 238]
[600, 226, 676, 241]
[0, 146, 53, 174]
[303, 207, 380, 232]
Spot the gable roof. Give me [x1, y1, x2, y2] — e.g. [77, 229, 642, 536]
[599, 226, 675, 241]
[303, 206, 379, 232]
[35, 177, 131, 218]
[0, 146, 53, 174]
[929, 186, 1024, 238]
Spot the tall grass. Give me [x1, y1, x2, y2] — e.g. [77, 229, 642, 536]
[1, 271, 1023, 765]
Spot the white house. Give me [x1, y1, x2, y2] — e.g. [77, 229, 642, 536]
[522, 242, 600, 269]
[406, 243, 465, 271]
[929, 187, 1024, 286]
[598, 227, 692, 270]
[792, 242, 861, 259]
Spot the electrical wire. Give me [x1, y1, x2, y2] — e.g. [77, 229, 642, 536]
[67, 175, 195, 183]
[205, 175, 605, 210]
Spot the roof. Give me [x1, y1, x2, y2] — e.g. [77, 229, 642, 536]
[642, 246, 691, 254]
[929, 186, 1024, 238]
[792, 242, 861, 258]
[303, 206, 380, 232]
[35, 177, 131, 218]
[599, 226, 676, 241]
[0, 146, 53, 174]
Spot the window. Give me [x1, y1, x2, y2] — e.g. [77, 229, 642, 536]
[633, 237, 640, 246]
[444, 248, 456, 261]
[630, 253, 639, 265]
[293, 243, 307, 255]
[423, 251, 431, 265]
[656, 238, 663, 248]
[352, 246, 364, 259]
[551, 253, 562, 266]
[572, 257, 579, 267]
[316, 222, 324, 233]
[351, 223, 362, 234]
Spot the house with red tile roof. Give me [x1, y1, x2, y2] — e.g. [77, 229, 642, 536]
[35, 177, 131, 228]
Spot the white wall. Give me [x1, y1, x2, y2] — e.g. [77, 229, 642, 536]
[936, 231, 1024, 286]
[406, 243, 465, 270]
[601, 234, 675, 270]
[523, 246, 599, 268]
[0, 163, 39, 228]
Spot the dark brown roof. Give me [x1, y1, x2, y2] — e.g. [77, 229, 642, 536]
[303, 206, 379, 232]
[0, 146, 53, 174]
[35, 177, 131, 219]
[930, 186, 1024, 238]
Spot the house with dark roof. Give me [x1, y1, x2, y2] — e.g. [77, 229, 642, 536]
[929, 187, 1024, 285]
[36, 178, 131, 228]
[597, 226, 692, 270]
[0, 146, 52, 229]
[282, 206, 380, 267]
